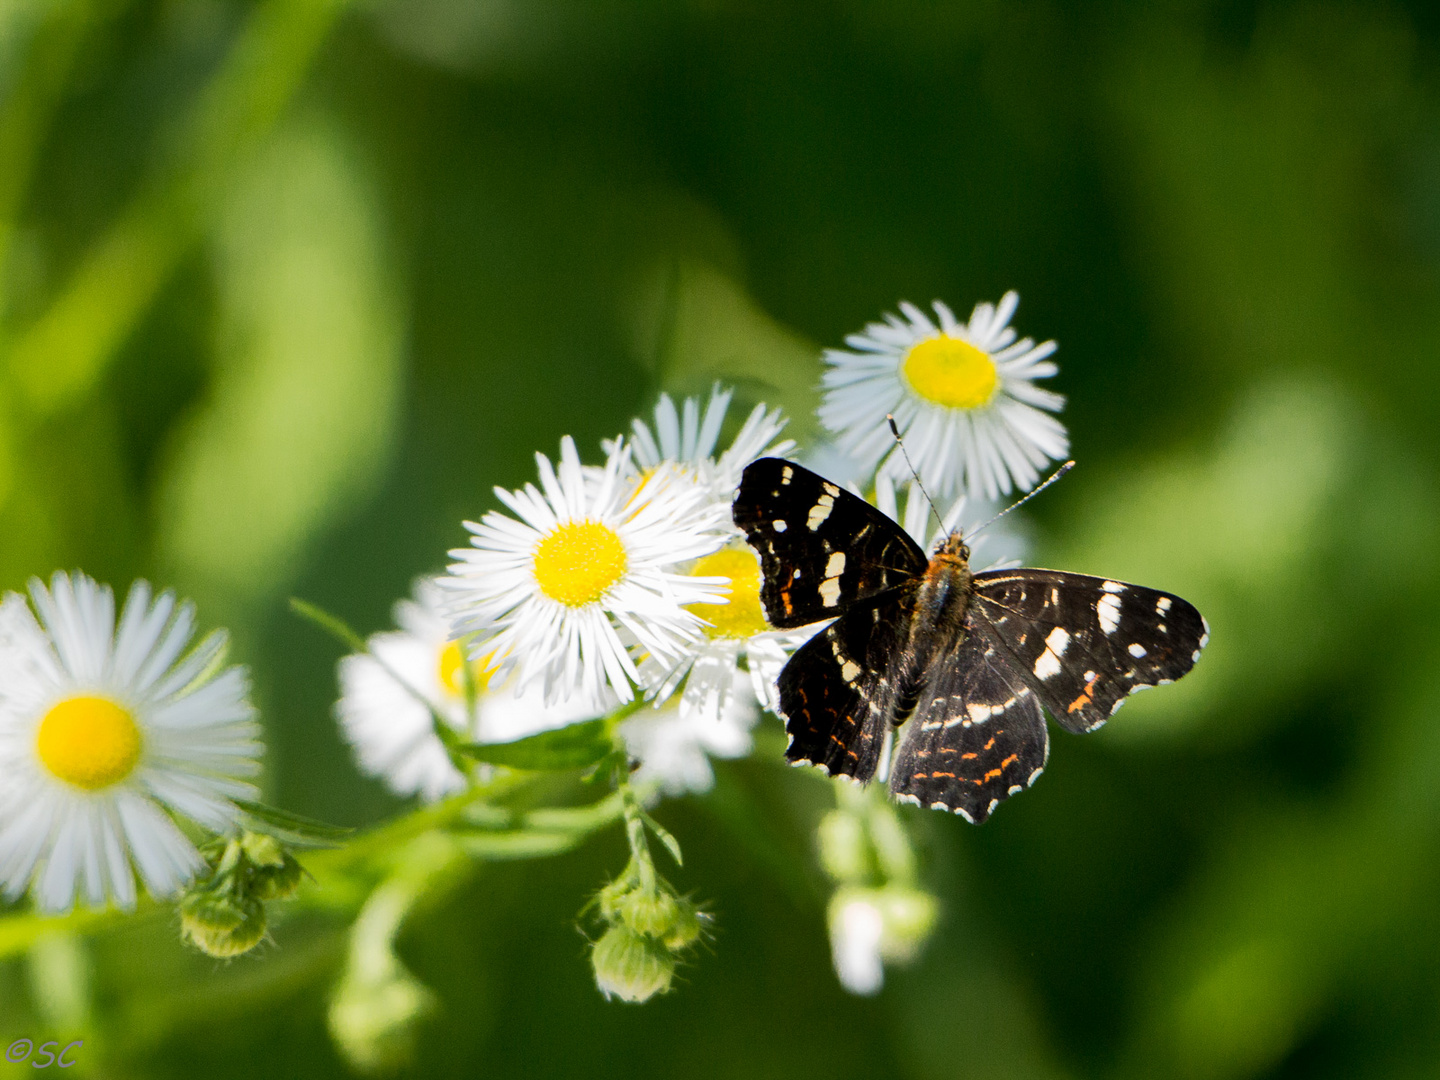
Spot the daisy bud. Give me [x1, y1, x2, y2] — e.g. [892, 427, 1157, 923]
[873, 886, 938, 962]
[329, 965, 436, 1074]
[616, 886, 682, 940]
[591, 925, 674, 1003]
[180, 890, 267, 958]
[240, 832, 286, 868]
[251, 852, 304, 901]
[816, 809, 871, 884]
[662, 905, 704, 952]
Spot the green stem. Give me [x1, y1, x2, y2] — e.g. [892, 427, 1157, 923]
[619, 782, 657, 892]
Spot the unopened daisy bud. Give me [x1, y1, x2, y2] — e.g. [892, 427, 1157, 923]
[662, 904, 703, 952]
[874, 886, 938, 962]
[616, 887, 682, 940]
[329, 966, 436, 1074]
[180, 890, 267, 958]
[252, 852, 304, 901]
[817, 809, 871, 884]
[597, 876, 636, 923]
[240, 832, 287, 868]
[592, 925, 674, 1003]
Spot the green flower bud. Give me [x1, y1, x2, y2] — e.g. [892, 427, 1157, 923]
[817, 809, 872, 884]
[329, 966, 435, 1074]
[240, 831, 287, 869]
[252, 852, 305, 901]
[616, 887, 681, 939]
[592, 925, 674, 1003]
[662, 904, 703, 952]
[597, 876, 635, 923]
[180, 891, 267, 958]
[875, 886, 938, 961]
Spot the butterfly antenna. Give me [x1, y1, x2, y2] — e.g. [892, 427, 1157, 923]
[967, 460, 1075, 541]
[886, 414, 945, 539]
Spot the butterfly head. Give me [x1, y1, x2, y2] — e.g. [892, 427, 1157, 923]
[935, 529, 971, 563]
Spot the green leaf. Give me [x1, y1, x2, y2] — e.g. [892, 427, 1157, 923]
[638, 806, 683, 867]
[235, 799, 354, 849]
[455, 719, 614, 771]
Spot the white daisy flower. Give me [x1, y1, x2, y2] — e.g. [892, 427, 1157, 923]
[0, 572, 261, 913]
[609, 385, 795, 505]
[819, 291, 1068, 501]
[446, 435, 730, 706]
[620, 666, 757, 796]
[337, 579, 611, 803]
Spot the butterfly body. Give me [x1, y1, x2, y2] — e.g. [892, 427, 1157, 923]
[734, 457, 1208, 823]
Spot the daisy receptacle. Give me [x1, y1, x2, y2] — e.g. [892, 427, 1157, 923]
[0, 572, 261, 913]
[819, 291, 1069, 500]
[445, 435, 730, 706]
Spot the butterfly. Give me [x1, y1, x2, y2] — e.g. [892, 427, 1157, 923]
[732, 458, 1208, 823]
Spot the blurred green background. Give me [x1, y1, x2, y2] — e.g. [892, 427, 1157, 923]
[3, 0, 1440, 1076]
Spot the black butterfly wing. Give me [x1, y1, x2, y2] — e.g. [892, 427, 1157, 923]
[777, 588, 916, 781]
[971, 570, 1209, 734]
[889, 628, 1048, 823]
[733, 457, 928, 629]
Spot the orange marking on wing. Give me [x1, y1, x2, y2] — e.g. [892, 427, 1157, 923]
[983, 768, 1003, 782]
[1000, 753, 1018, 769]
[961, 752, 978, 760]
[1066, 672, 1100, 713]
[781, 590, 794, 616]
[984, 737, 996, 751]
[930, 771, 955, 779]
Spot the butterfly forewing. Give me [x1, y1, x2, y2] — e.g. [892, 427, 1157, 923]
[971, 570, 1208, 734]
[889, 628, 1048, 823]
[777, 590, 914, 781]
[734, 458, 928, 629]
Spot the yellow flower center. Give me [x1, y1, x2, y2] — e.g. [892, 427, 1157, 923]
[902, 335, 999, 410]
[532, 520, 629, 608]
[35, 695, 143, 791]
[686, 546, 770, 639]
[437, 641, 498, 698]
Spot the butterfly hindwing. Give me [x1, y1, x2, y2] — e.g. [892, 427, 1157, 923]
[889, 627, 1048, 823]
[733, 458, 928, 629]
[971, 570, 1209, 734]
[777, 589, 915, 781]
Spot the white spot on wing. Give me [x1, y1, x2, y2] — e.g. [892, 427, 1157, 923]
[1044, 626, 1070, 657]
[819, 577, 842, 607]
[1096, 592, 1122, 634]
[807, 493, 835, 531]
[840, 660, 861, 683]
[781, 466, 793, 484]
[826, 551, 846, 578]
[1128, 643, 1147, 658]
[773, 519, 787, 533]
[1034, 648, 1062, 681]
[1156, 596, 1172, 614]
[1102, 580, 1126, 594]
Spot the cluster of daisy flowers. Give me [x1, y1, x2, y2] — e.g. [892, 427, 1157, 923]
[0, 290, 1066, 1004]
